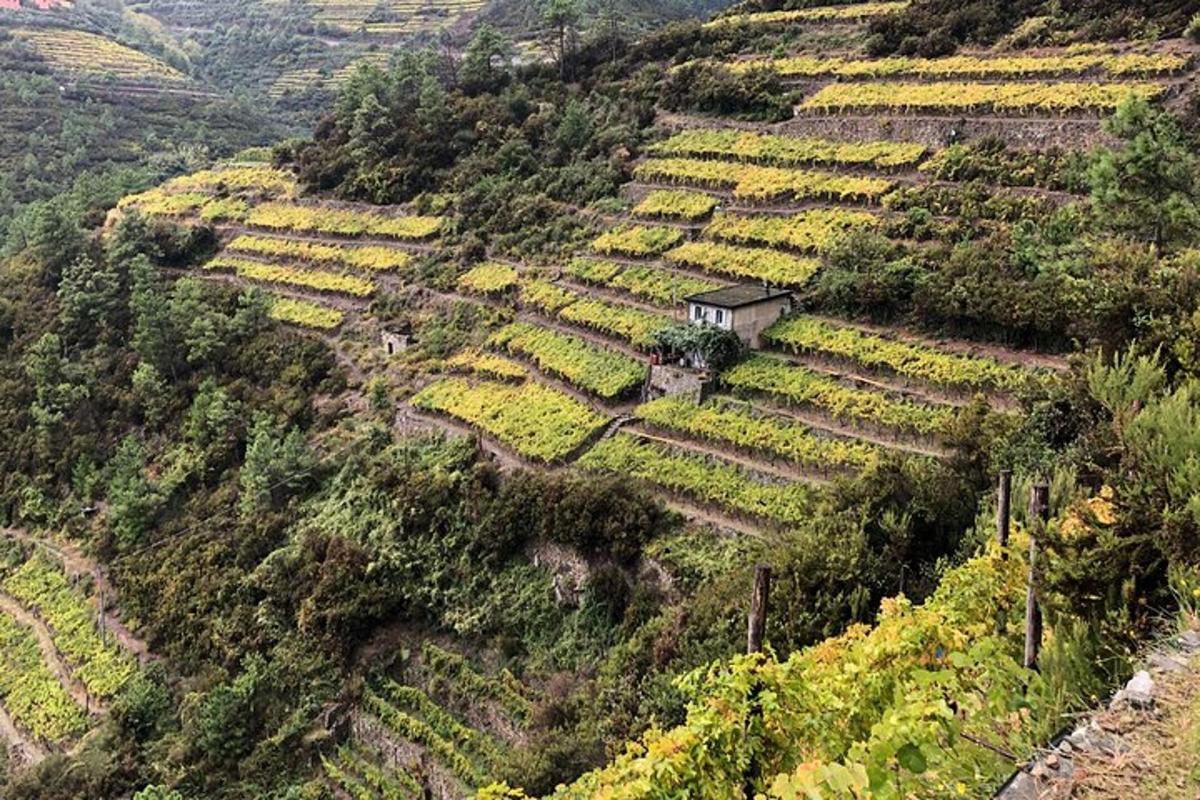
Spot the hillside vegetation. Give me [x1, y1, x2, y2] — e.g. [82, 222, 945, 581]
[1, 0, 1200, 799]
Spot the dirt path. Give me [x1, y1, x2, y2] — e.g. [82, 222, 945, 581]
[0, 529, 154, 663]
[1001, 625, 1200, 800]
[0, 701, 47, 770]
[0, 594, 100, 714]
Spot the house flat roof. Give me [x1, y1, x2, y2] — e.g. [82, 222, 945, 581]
[685, 284, 792, 309]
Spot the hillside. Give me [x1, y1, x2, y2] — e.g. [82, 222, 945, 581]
[1, 0, 1199, 799]
[0, 0, 738, 245]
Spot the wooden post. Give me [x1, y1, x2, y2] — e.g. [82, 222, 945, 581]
[96, 570, 107, 647]
[747, 564, 772, 655]
[1024, 483, 1050, 670]
[997, 470, 1012, 548]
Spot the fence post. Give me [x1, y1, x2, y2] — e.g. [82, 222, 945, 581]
[747, 564, 772, 655]
[997, 470, 1012, 548]
[1024, 483, 1050, 670]
[743, 564, 772, 799]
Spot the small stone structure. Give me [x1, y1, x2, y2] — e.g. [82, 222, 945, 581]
[685, 285, 791, 349]
[647, 363, 714, 404]
[381, 328, 411, 357]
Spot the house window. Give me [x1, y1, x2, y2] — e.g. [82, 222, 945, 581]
[715, 309, 725, 325]
[693, 305, 704, 321]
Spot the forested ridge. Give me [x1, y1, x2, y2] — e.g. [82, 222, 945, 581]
[0, 0, 1199, 798]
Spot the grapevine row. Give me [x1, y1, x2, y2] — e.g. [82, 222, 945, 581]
[558, 297, 676, 349]
[459, 263, 520, 295]
[566, 259, 723, 306]
[578, 433, 816, 525]
[723, 356, 956, 436]
[648, 129, 927, 169]
[731, 51, 1189, 79]
[246, 203, 444, 241]
[489, 322, 646, 399]
[705, 209, 877, 253]
[633, 189, 719, 221]
[0, 610, 89, 744]
[539, 546, 1037, 799]
[800, 81, 1166, 114]
[410, 378, 608, 462]
[446, 349, 529, 382]
[228, 234, 413, 272]
[706, 1, 910, 28]
[3, 555, 137, 700]
[203, 257, 376, 298]
[364, 689, 483, 787]
[634, 157, 894, 203]
[763, 316, 1038, 393]
[664, 241, 822, 287]
[591, 225, 685, 257]
[635, 396, 883, 472]
[268, 297, 345, 331]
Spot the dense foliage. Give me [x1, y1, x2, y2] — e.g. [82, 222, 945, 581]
[4, 1, 1200, 798]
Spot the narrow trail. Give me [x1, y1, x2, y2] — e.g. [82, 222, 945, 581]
[0, 594, 100, 714]
[0, 702, 47, 770]
[0, 528, 154, 663]
[1001, 626, 1200, 800]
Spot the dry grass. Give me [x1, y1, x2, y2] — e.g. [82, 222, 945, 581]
[1057, 642, 1200, 800]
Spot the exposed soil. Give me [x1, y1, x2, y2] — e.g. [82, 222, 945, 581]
[1002, 625, 1200, 800]
[0, 702, 47, 771]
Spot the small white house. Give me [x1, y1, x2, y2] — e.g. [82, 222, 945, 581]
[685, 285, 791, 349]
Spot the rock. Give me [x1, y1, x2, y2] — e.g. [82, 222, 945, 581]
[1045, 753, 1060, 770]
[996, 771, 1040, 800]
[1149, 651, 1189, 673]
[1112, 670, 1155, 710]
[1179, 629, 1200, 653]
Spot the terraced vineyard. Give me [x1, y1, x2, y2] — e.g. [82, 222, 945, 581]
[0, 537, 144, 764]
[111, 0, 1171, 540]
[118, 161, 447, 332]
[10, 27, 186, 83]
[705, 0, 911, 29]
[304, 0, 488, 37]
[322, 642, 534, 798]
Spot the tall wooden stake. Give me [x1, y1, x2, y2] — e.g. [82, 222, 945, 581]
[96, 569, 107, 647]
[997, 470, 1012, 548]
[747, 564, 772, 655]
[1025, 483, 1049, 670]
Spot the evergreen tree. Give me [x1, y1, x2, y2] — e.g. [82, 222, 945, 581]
[1089, 98, 1200, 253]
[541, 0, 583, 80]
[57, 254, 125, 347]
[460, 23, 514, 94]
